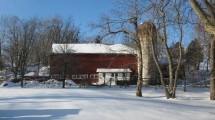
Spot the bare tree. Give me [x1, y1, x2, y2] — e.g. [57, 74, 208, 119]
[194, 22, 210, 70]
[3, 16, 22, 80]
[148, 0, 186, 98]
[19, 18, 37, 87]
[90, 0, 152, 97]
[0, 17, 6, 70]
[53, 44, 75, 88]
[3, 16, 37, 87]
[189, 0, 215, 100]
[185, 38, 204, 70]
[1, 15, 80, 88]
[33, 16, 80, 66]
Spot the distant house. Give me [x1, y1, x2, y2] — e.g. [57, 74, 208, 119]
[24, 66, 50, 81]
[49, 44, 137, 85]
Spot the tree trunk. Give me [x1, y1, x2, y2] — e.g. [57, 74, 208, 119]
[210, 35, 215, 100]
[162, 20, 174, 91]
[150, 30, 172, 99]
[136, 48, 143, 97]
[0, 42, 3, 70]
[20, 74, 24, 88]
[189, 0, 215, 100]
[62, 64, 67, 88]
[136, 81, 142, 97]
[183, 78, 187, 92]
[62, 79, 65, 88]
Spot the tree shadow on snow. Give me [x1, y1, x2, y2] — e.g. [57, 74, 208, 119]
[0, 109, 81, 120]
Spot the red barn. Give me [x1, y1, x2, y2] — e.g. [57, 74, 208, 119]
[49, 44, 137, 85]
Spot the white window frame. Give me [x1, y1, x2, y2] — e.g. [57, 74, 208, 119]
[81, 74, 88, 79]
[111, 73, 114, 77]
[115, 73, 118, 77]
[72, 75, 77, 79]
[122, 73, 126, 77]
[90, 74, 98, 79]
[77, 75, 81, 79]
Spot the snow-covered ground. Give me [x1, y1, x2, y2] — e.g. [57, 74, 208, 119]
[0, 80, 77, 88]
[0, 86, 215, 120]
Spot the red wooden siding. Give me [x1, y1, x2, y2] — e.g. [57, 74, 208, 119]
[49, 53, 137, 84]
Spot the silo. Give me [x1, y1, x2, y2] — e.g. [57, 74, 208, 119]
[137, 22, 157, 85]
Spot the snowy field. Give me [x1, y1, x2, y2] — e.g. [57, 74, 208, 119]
[0, 86, 215, 120]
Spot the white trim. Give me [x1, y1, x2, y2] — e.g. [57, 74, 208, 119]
[96, 68, 132, 73]
[90, 74, 98, 79]
[72, 74, 88, 79]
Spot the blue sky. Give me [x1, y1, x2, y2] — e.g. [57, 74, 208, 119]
[0, 0, 193, 45]
[0, 0, 114, 38]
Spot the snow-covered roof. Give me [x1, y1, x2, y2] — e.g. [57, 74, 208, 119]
[24, 72, 36, 77]
[52, 44, 136, 54]
[96, 68, 132, 73]
[24, 66, 50, 77]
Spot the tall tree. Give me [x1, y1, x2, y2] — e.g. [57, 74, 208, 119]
[148, 0, 187, 98]
[30, 16, 80, 66]
[90, 0, 151, 97]
[185, 38, 204, 70]
[3, 16, 37, 87]
[53, 44, 75, 88]
[189, 0, 215, 100]
[169, 42, 185, 62]
[194, 21, 210, 70]
[0, 18, 5, 70]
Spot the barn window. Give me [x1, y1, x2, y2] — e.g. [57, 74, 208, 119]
[90, 74, 98, 79]
[111, 73, 114, 77]
[81, 74, 88, 79]
[95, 74, 98, 79]
[103, 73, 106, 77]
[81, 75, 84, 79]
[77, 75, 81, 79]
[115, 73, 118, 77]
[72, 75, 77, 79]
[123, 73, 126, 77]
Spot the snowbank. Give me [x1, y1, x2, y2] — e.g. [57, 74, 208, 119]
[0, 81, 19, 88]
[1, 79, 77, 88]
[65, 79, 77, 86]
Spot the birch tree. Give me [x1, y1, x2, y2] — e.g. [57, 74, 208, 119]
[148, 0, 187, 98]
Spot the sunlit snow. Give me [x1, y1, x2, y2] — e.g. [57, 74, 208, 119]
[0, 84, 214, 120]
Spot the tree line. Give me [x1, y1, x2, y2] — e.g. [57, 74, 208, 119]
[0, 15, 80, 87]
